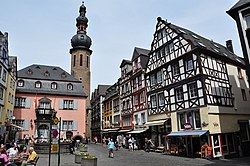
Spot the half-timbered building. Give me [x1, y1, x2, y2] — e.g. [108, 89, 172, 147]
[102, 82, 120, 138]
[146, 17, 250, 158]
[90, 85, 111, 143]
[127, 47, 150, 149]
[119, 60, 133, 132]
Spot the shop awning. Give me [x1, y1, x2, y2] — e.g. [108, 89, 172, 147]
[145, 119, 167, 126]
[118, 129, 132, 133]
[11, 124, 25, 131]
[167, 130, 209, 137]
[127, 129, 148, 134]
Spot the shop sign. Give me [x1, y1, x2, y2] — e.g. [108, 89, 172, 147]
[183, 123, 192, 130]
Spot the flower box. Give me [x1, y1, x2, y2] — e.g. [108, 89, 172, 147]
[81, 156, 97, 166]
[75, 154, 82, 164]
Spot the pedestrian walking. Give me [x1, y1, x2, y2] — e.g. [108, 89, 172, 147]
[108, 139, 114, 158]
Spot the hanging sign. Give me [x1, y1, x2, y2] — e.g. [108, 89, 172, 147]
[52, 129, 59, 138]
[53, 117, 59, 125]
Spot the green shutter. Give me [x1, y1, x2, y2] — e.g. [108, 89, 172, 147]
[73, 100, 78, 110]
[25, 98, 31, 108]
[23, 120, 30, 130]
[59, 100, 63, 110]
[73, 120, 78, 130]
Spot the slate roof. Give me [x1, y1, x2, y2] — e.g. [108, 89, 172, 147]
[17, 64, 87, 97]
[120, 59, 132, 68]
[132, 47, 150, 61]
[227, 0, 250, 19]
[18, 64, 79, 82]
[91, 84, 111, 101]
[131, 47, 150, 69]
[158, 18, 245, 67]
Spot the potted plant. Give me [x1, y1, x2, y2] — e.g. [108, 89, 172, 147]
[79, 143, 88, 152]
[81, 154, 97, 166]
[75, 152, 88, 164]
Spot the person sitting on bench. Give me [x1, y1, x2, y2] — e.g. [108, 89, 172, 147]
[21, 147, 37, 166]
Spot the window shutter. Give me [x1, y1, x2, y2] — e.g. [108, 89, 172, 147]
[23, 120, 30, 130]
[73, 120, 78, 130]
[73, 100, 78, 110]
[25, 98, 31, 108]
[59, 100, 63, 110]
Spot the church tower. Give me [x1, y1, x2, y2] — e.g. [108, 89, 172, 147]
[70, 1, 92, 107]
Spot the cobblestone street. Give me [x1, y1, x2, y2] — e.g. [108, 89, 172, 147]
[36, 143, 250, 166]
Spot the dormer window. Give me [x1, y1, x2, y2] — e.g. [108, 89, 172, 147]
[17, 80, 24, 87]
[27, 69, 33, 75]
[245, 15, 250, 29]
[35, 81, 41, 88]
[67, 83, 73, 90]
[61, 72, 67, 78]
[51, 82, 57, 89]
[44, 71, 50, 77]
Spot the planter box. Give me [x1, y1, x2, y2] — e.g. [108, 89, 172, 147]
[75, 154, 82, 164]
[81, 157, 97, 166]
[80, 146, 88, 152]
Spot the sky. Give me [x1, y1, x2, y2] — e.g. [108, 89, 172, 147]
[0, 0, 242, 93]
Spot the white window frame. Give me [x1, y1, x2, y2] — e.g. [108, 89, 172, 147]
[185, 58, 194, 71]
[188, 83, 198, 98]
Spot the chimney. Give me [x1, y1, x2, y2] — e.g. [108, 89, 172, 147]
[226, 40, 234, 53]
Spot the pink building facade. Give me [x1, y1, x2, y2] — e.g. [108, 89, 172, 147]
[13, 64, 87, 142]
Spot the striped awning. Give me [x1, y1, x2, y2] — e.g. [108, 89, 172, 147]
[167, 130, 209, 137]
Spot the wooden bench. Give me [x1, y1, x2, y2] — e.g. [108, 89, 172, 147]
[27, 156, 39, 166]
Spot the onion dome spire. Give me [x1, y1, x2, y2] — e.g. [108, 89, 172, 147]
[70, 1, 92, 52]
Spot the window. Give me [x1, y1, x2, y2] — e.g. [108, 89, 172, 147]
[63, 100, 74, 110]
[158, 93, 165, 106]
[178, 111, 201, 130]
[179, 113, 185, 130]
[238, 67, 243, 79]
[27, 69, 33, 75]
[157, 71, 162, 83]
[185, 58, 194, 71]
[134, 114, 138, 125]
[239, 122, 250, 141]
[80, 54, 83, 66]
[188, 83, 198, 98]
[151, 95, 157, 108]
[172, 62, 180, 76]
[157, 30, 163, 39]
[242, 89, 247, 101]
[141, 112, 146, 124]
[245, 15, 250, 28]
[67, 83, 73, 90]
[87, 56, 89, 68]
[35, 81, 41, 88]
[73, 55, 76, 67]
[18, 80, 24, 87]
[2, 70, 6, 82]
[140, 91, 145, 103]
[12, 120, 24, 130]
[0, 88, 4, 100]
[134, 95, 138, 105]
[150, 74, 156, 86]
[175, 87, 183, 101]
[44, 71, 50, 77]
[15, 97, 26, 108]
[138, 75, 142, 86]
[194, 111, 201, 128]
[51, 82, 57, 89]
[62, 121, 73, 130]
[166, 42, 174, 55]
